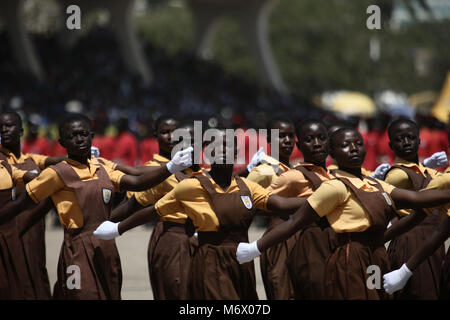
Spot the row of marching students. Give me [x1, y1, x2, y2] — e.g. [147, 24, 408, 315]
[1, 109, 449, 300]
[0, 111, 194, 299]
[94, 115, 450, 300]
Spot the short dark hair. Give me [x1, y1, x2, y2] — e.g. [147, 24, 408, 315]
[58, 113, 92, 138]
[387, 117, 419, 140]
[329, 126, 361, 149]
[154, 115, 178, 133]
[1, 111, 23, 128]
[295, 118, 326, 140]
[266, 116, 294, 131]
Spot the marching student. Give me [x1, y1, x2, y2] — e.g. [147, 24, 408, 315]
[0, 111, 68, 299]
[245, 117, 295, 300]
[268, 119, 335, 299]
[237, 127, 450, 300]
[110, 120, 198, 300]
[383, 118, 445, 299]
[94, 126, 306, 300]
[0, 159, 39, 299]
[383, 171, 450, 298]
[0, 113, 193, 300]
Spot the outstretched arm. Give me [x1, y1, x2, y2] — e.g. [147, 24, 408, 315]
[115, 163, 163, 176]
[44, 155, 67, 167]
[0, 191, 36, 224]
[110, 195, 145, 222]
[391, 187, 450, 210]
[94, 205, 159, 240]
[237, 200, 319, 264]
[264, 194, 306, 215]
[18, 198, 54, 236]
[257, 200, 319, 252]
[119, 147, 192, 191]
[383, 216, 450, 294]
[383, 209, 427, 243]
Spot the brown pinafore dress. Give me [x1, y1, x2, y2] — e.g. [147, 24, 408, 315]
[0, 160, 28, 299]
[8, 156, 52, 299]
[286, 165, 337, 300]
[147, 170, 196, 300]
[51, 161, 122, 300]
[259, 167, 296, 300]
[386, 165, 445, 299]
[324, 176, 396, 300]
[189, 175, 258, 300]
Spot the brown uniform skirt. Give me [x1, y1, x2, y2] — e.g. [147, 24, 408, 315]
[148, 220, 195, 300]
[387, 214, 445, 299]
[189, 232, 258, 300]
[260, 216, 296, 300]
[17, 215, 51, 299]
[324, 231, 391, 300]
[440, 249, 450, 300]
[53, 228, 122, 300]
[287, 222, 336, 300]
[0, 218, 27, 299]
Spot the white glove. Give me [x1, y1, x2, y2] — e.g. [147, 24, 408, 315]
[236, 241, 261, 264]
[93, 221, 120, 240]
[167, 146, 193, 174]
[370, 163, 390, 180]
[383, 263, 413, 295]
[247, 147, 266, 172]
[91, 146, 100, 158]
[423, 151, 447, 168]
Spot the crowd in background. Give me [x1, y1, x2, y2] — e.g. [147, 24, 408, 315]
[1, 28, 448, 172]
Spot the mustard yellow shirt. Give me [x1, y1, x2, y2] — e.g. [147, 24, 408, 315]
[126, 154, 168, 199]
[268, 163, 332, 198]
[1, 146, 48, 169]
[0, 162, 27, 190]
[155, 171, 272, 231]
[95, 157, 118, 170]
[134, 168, 194, 224]
[423, 172, 450, 218]
[327, 160, 373, 176]
[26, 158, 125, 229]
[247, 155, 290, 188]
[385, 157, 439, 217]
[307, 169, 395, 233]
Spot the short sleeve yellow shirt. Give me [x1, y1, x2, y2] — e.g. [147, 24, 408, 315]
[155, 171, 272, 231]
[26, 158, 125, 229]
[268, 163, 331, 198]
[307, 169, 395, 233]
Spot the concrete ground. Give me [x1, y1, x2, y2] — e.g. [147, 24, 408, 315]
[45, 216, 449, 300]
[44, 216, 268, 300]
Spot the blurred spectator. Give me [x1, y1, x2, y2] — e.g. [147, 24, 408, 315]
[139, 130, 159, 164]
[22, 121, 51, 155]
[112, 117, 138, 166]
[92, 120, 115, 160]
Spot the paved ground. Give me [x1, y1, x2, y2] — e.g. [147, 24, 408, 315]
[45, 216, 449, 300]
[45, 217, 268, 300]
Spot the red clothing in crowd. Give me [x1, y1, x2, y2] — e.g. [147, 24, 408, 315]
[418, 128, 448, 167]
[112, 132, 138, 166]
[92, 135, 115, 160]
[139, 136, 159, 165]
[49, 140, 67, 156]
[362, 130, 380, 171]
[376, 130, 395, 166]
[22, 136, 51, 156]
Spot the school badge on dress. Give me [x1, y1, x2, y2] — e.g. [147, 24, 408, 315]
[382, 192, 392, 206]
[241, 195, 253, 209]
[102, 188, 112, 204]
